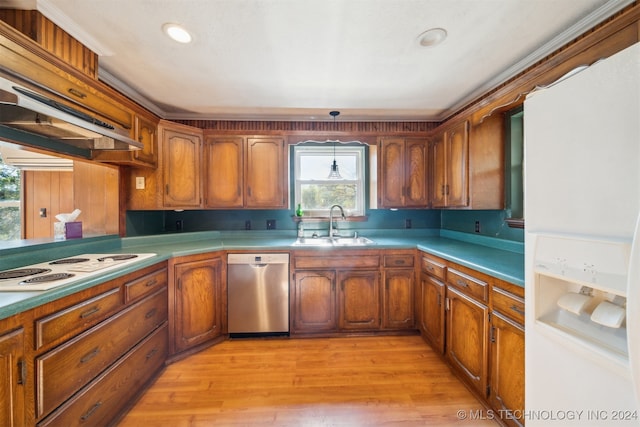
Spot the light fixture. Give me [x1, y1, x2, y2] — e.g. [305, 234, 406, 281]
[163, 23, 192, 44]
[417, 27, 447, 47]
[328, 111, 342, 179]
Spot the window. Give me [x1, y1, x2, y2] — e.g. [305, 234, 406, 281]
[293, 143, 366, 217]
[0, 148, 21, 240]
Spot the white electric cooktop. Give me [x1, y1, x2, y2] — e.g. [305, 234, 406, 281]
[0, 253, 156, 291]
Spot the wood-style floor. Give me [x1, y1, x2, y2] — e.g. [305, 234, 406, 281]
[117, 335, 498, 426]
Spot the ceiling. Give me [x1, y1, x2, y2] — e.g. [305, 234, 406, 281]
[3, 0, 634, 122]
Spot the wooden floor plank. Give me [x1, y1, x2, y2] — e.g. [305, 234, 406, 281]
[117, 335, 498, 426]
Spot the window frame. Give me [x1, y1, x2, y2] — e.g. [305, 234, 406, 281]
[293, 143, 366, 218]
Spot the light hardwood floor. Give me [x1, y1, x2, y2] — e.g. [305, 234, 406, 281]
[117, 335, 498, 426]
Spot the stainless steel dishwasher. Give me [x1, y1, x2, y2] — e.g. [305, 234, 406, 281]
[227, 253, 290, 336]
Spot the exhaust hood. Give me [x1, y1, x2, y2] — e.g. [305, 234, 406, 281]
[0, 75, 143, 152]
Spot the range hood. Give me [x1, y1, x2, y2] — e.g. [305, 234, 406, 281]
[0, 75, 143, 152]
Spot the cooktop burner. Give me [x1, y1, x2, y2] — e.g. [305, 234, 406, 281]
[19, 273, 75, 285]
[49, 258, 90, 265]
[0, 268, 51, 280]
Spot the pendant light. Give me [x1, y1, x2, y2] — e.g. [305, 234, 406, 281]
[328, 110, 342, 179]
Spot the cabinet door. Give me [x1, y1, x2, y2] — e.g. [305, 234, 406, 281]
[446, 286, 488, 396]
[293, 270, 336, 333]
[378, 138, 405, 207]
[445, 120, 469, 207]
[338, 270, 380, 330]
[0, 327, 25, 427]
[174, 257, 222, 352]
[420, 273, 445, 354]
[162, 128, 202, 208]
[133, 115, 158, 167]
[204, 137, 244, 208]
[245, 137, 287, 208]
[430, 135, 447, 208]
[383, 268, 414, 329]
[404, 138, 428, 207]
[490, 312, 525, 427]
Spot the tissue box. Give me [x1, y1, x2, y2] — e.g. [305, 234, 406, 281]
[64, 222, 83, 239]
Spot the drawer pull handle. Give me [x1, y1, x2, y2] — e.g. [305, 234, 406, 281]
[80, 401, 102, 422]
[145, 308, 157, 319]
[80, 306, 100, 318]
[68, 87, 87, 99]
[146, 347, 159, 360]
[394, 260, 405, 265]
[145, 279, 158, 287]
[510, 305, 525, 315]
[456, 279, 468, 288]
[80, 347, 100, 364]
[427, 265, 434, 271]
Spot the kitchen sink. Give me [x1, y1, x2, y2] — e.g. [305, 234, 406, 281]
[292, 236, 377, 247]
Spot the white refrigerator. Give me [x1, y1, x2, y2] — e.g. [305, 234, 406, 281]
[524, 42, 640, 426]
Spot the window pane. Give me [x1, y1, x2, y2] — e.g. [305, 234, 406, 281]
[299, 154, 357, 180]
[301, 183, 357, 210]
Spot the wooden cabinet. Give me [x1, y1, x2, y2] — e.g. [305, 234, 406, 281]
[161, 121, 203, 208]
[418, 253, 447, 354]
[171, 253, 224, 355]
[0, 320, 26, 427]
[378, 137, 428, 208]
[203, 137, 244, 208]
[338, 270, 381, 330]
[489, 282, 525, 427]
[292, 251, 381, 335]
[382, 252, 415, 330]
[93, 113, 159, 168]
[445, 265, 489, 397]
[26, 262, 168, 426]
[292, 270, 337, 333]
[468, 114, 505, 209]
[204, 135, 287, 209]
[431, 120, 469, 208]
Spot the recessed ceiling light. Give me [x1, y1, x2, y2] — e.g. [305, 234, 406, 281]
[417, 28, 447, 47]
[163, 23, 192, 44]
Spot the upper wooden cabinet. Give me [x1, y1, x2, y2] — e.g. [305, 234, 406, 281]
[94, 113, 159, 168]
[378, 137, 428, 208]
[431, 121, 469, 208]
[204, 135, 287, 209]
[161, 121, 203, 208]
[431, 115, 505, 210]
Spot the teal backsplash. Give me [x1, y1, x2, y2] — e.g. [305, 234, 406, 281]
[127, 208, 523, 242]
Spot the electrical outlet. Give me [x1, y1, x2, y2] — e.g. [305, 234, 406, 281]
[475, 220, 480, 233]
[405, 219, 412, 229]
[245, 220, 251, 230]
[176, 220, 183, 231]
[266, 219, 276, 230]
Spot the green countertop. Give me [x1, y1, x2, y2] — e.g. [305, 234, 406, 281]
[0, 229, 523, 320]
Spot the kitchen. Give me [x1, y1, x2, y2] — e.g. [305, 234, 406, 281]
[0, 1, 638, 426]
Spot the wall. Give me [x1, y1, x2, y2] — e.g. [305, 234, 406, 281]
[441, 209, 523, 242]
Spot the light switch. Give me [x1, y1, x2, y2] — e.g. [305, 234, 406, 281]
[135, 176, 145, 189]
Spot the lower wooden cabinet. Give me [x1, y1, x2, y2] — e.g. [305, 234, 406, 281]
[0, 322, 26, 427]
[446, 286, 489, 396]
[171, 253, 224, 354]
[338, 270, 381, 330]
[292, 270, 337, 333]
[419, 272, 445, 354]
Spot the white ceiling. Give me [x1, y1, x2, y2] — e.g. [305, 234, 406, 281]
[7, 0, 634, 122]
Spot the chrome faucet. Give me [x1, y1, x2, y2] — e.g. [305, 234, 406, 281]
[329, 204, 345, 237]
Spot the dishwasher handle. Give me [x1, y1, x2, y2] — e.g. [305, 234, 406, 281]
[250, 263, 268, 268]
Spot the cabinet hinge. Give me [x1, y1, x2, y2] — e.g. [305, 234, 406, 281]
[490, 325, 496, 343]
[17, 358, 26, 385]
[445, 297, 450, 311]
[486, 385, 491, 397]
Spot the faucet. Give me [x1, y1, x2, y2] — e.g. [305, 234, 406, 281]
[329, 204, 345, 238]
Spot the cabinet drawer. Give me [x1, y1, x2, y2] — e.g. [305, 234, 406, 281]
[37, 323, 168, 427]
[383, 254, 414, 268]
[35, 287, 122, 350]
[491, 286, 525, 325]
[447, 268, 487, 302]
[294, 255, 380, 269]
[421, 255, 446, 280]
[36, 288, 167, 418]
[125, 267, 167, 303]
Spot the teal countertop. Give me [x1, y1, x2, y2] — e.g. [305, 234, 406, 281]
[0, 229, 523, 321]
